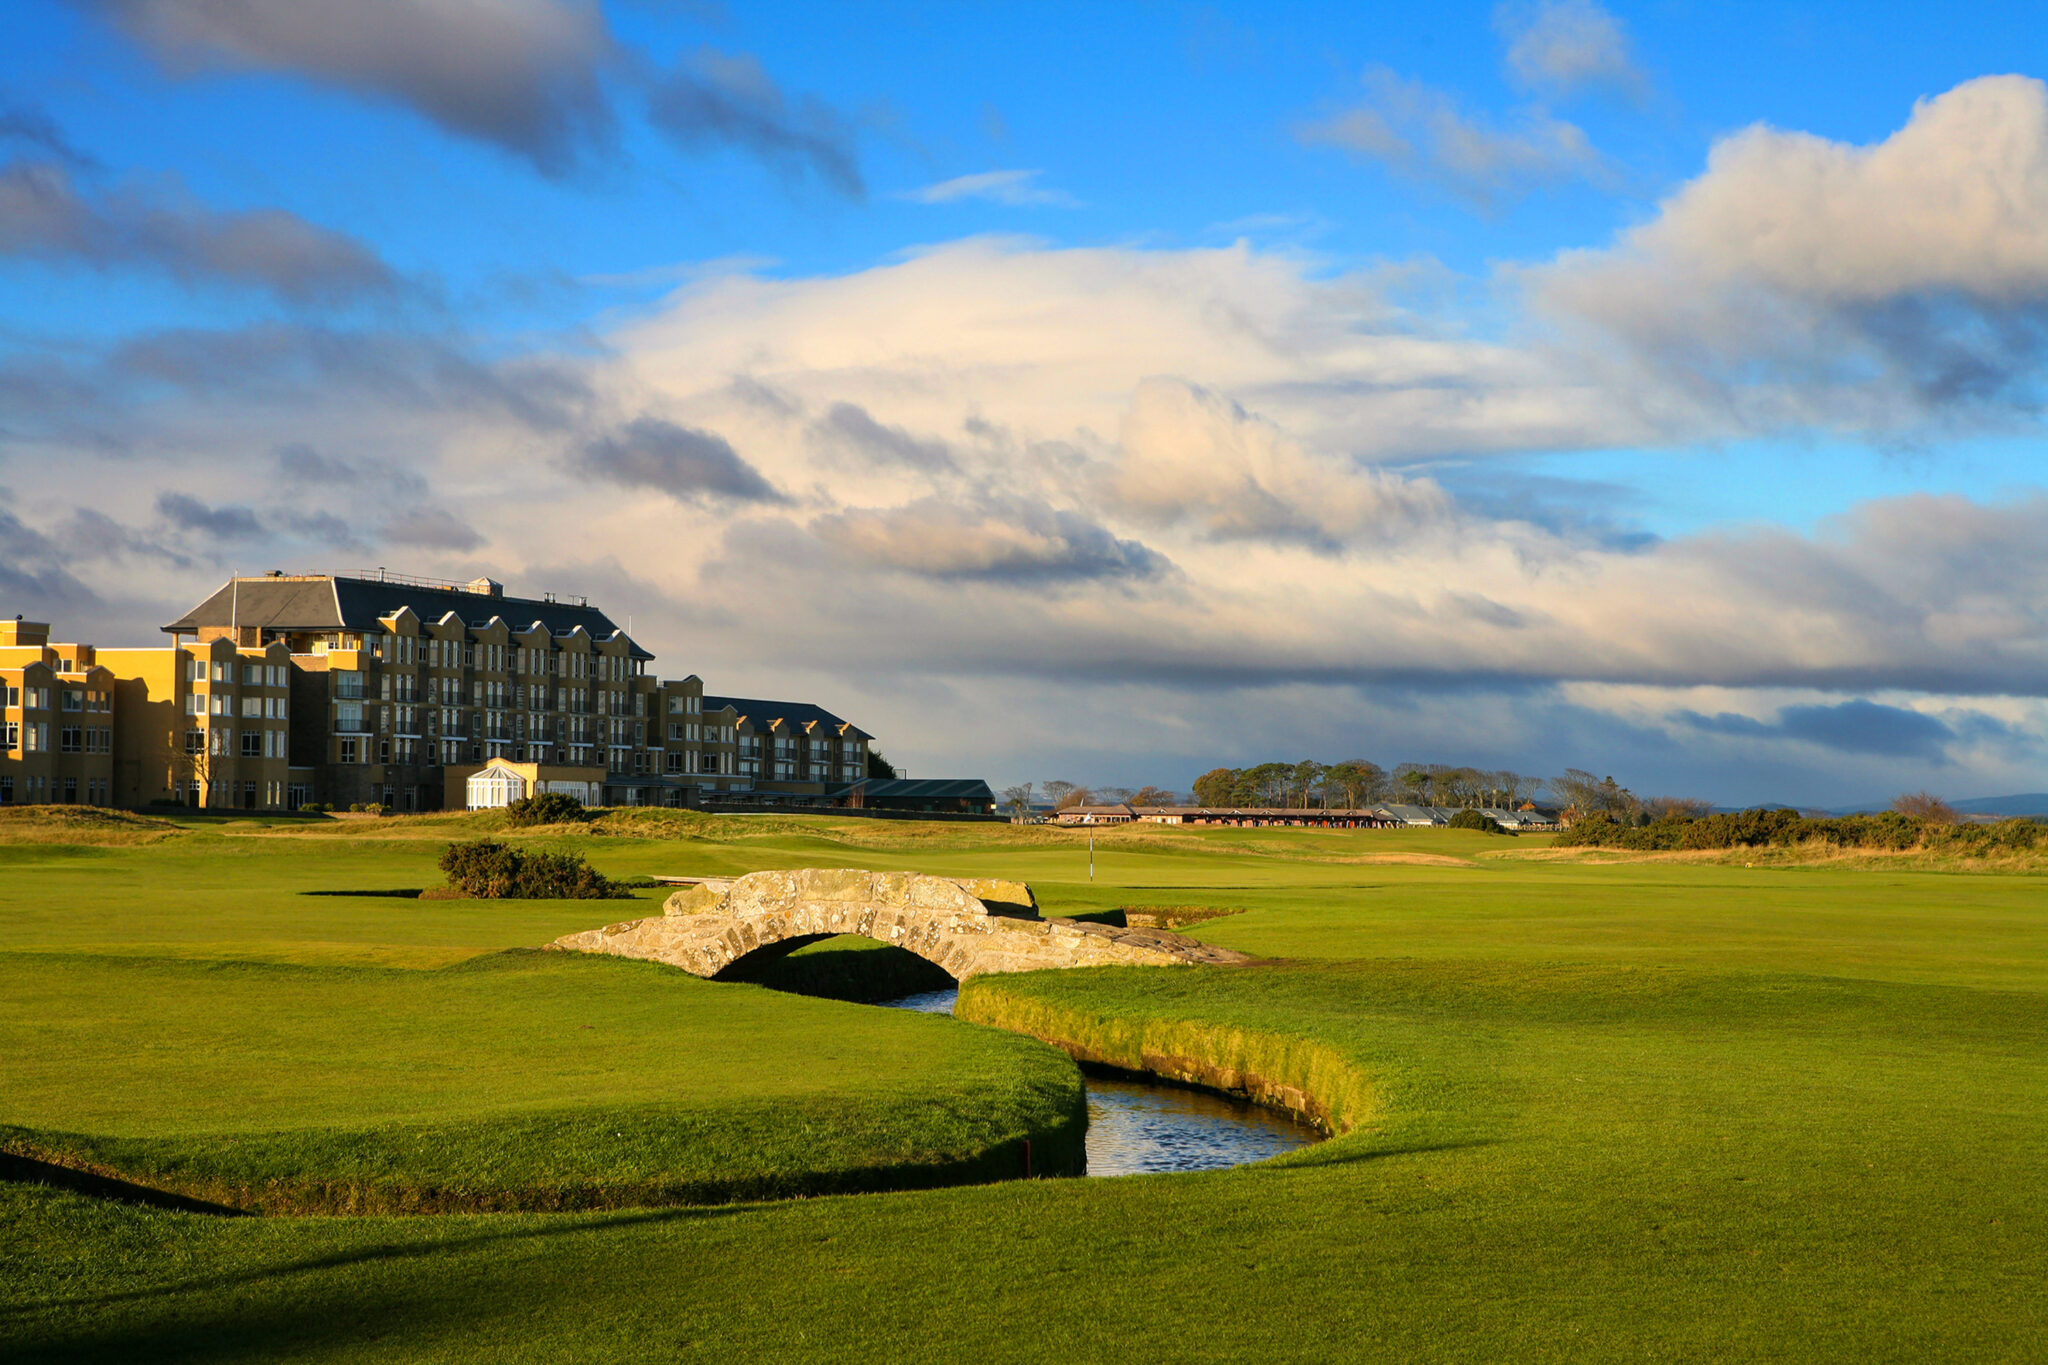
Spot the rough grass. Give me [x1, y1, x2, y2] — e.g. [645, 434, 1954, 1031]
[0, 805, 183, 845]
[3, 817, 2047, 1361]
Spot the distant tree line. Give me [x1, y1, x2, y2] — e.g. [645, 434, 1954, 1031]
[1189, 762, 1544, 811]
[1558, 805, 2043, 854]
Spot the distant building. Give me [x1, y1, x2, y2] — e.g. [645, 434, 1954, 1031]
[2, 569, 877, 814]
[830, 778, 995, 815]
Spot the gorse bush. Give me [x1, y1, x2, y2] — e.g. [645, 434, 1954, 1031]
[1446, 809, 1511, 835]
[1557, 810, 2046, 855]
[503, 793, 595, 827]
[439, 840, 623, 899]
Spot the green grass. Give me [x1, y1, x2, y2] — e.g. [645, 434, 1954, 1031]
[3, 811, 2046, 1360]
[0, 947, 1081, 1212]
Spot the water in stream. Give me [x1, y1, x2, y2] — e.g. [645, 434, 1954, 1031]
[878, 988, 1317, 1176]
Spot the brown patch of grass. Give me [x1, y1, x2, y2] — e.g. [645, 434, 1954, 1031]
[0, 806, 183, 846]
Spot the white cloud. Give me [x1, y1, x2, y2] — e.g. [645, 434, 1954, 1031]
[1529, 75, 2048, 426]
[1496, 0, 1648, 103]
[901, 169, 1080, 207]
[1299, 66, 1608, 208]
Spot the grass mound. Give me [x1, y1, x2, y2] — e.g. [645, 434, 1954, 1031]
[0, 806, 182, 845]
[0, 950, 1083, 1213]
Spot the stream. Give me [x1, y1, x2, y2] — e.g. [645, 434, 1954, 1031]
[878, 987, 1318, 1176]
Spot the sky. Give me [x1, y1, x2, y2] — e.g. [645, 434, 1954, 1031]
[5, 0, 2048, 807]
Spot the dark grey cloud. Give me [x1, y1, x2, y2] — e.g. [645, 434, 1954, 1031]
[156, 491, 261, 538]
[647, 48, 863, 197]
[106, 323, 592, 430]
[573, 416, 784, 503]
[0, 97, 97, 167]
[0, 159, 401, 305]
[58, 507, 191, 566]
[1674, 699, 1958, 762]
[276, 443, 429, 496]
[812, 496, 1170, 584]
[809, 401, 955, 473]
[278, 509, 363, 551]
[0, 499, 100, 607]
[87, 0, 617, 177]
[384, 507, 483, 551]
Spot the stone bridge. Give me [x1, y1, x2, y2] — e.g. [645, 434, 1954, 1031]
[548, 867, 1248, 981]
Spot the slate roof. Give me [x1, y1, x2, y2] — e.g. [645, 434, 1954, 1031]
[163, 575, 648, 658]
[702, 695, 867, 738]
[838, 778, 995, 802]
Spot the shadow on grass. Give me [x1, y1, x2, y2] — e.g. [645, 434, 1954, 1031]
[298, 889, 425, 898]
[4, 1202, 751, 1329]
[1271, 1135, 1500, 1169]
[0, 1152, 249, 1216]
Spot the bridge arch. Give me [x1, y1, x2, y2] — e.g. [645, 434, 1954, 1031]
[551, 868, 1250, 981]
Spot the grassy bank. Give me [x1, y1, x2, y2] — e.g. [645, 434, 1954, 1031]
[0, 949, 1083, 1212]
[4, 811, 2047, 1360]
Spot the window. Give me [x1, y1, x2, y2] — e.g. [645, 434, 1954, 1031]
[186, 660, 204, 683]
[242, 696, 263, 718]
[211, 694, 232, 716]
[333, 670, 363, 700]
[62, 690, 83, 712]
[60, 725, 81, 752]
[26, 722, 47, 752]
[241, 731, 263, 758]
[379, 739, 391, 764]
[242, 664, 261, 685]
[184, 729, 204, 755]
[210, 728, 231, 756]
[340, 737, 359, 764]
[211, 661, 229, 682]
[701, 752, 720, 773]
[1, 721, 15, 750]
[185, 693, 203, 716]
[1, 777, 11, 803]
[2, 684, 15, 706]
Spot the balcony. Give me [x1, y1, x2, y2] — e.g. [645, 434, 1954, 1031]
[332, 684, 365, 700]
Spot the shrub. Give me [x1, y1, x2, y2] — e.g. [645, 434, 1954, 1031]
[439, 840, 623, 899]
[1556, 808, 2046, 856]
[503, 793, 593, 828]
[363, 803, 386, 817]
[1446, 809, 1510, 835]
[349, 803, 364, 813]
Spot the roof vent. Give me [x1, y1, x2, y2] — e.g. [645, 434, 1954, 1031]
[465, 577, 504, 598]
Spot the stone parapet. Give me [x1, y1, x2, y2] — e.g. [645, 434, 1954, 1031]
[549, 867, 1245, 981]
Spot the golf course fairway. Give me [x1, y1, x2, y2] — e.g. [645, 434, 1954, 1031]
[3, 807, 2044, 1362]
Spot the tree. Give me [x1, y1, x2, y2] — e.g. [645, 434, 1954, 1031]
[1191, 767, 1239, 808]
[1001, 782, 1035, 817]
[1095, 786, 1135, 805]
[866, 749, 898, 780]
[1059, 786, 1093, 810]
[1643, 795, 1714, 820]
[1130, 785, 1179, 807]
[1242, 762, 1291, 806]
[1892, 791, 1959, 824]
[1551, 768, 1638, 820]
[1289, 760, 1326, 809]
[1396, 764, 1433, 805]
[1041, 780, 1077, 810]
[1323, 759, 1384, 809]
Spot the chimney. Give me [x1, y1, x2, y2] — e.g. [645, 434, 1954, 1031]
[0, 619, 51, 647]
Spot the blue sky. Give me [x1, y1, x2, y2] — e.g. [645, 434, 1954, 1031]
[6, 1, 2048, 804]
